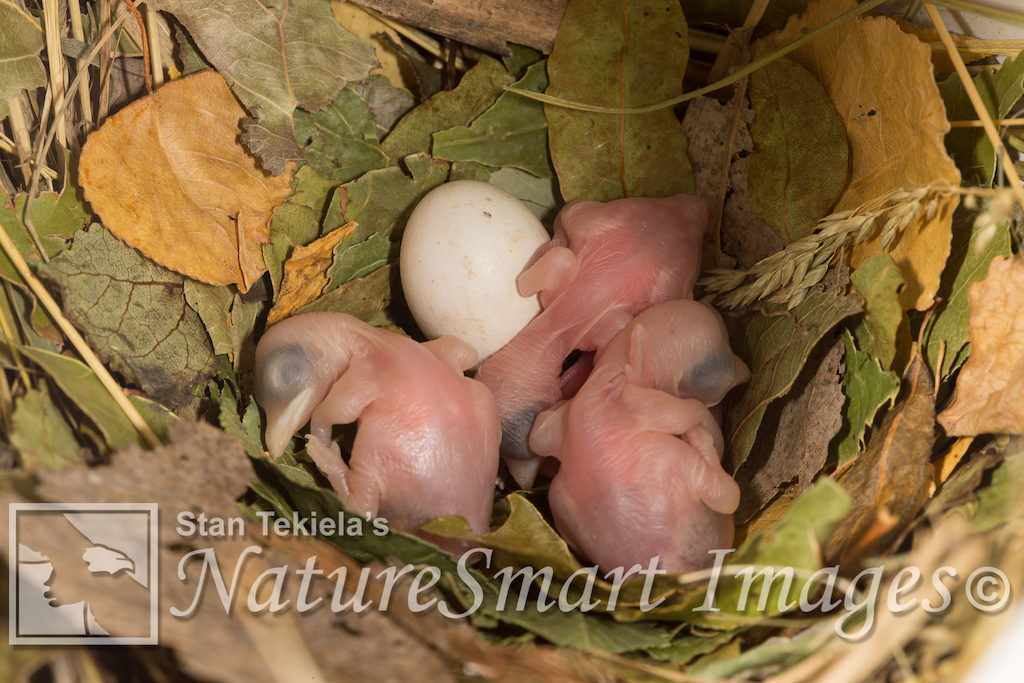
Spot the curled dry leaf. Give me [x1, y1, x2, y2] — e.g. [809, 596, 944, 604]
[827, 347, 935, 565]
[766, 0, 961, 310]
[268, 222, 356, 325]
[939, 257, 1024, 436]
[79, 71, 294, 291]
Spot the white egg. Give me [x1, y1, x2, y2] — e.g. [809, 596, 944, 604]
[400, 180, 549, 361]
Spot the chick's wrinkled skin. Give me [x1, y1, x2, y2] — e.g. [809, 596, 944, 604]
[529, 300, 746, 573]
[477, 194, 707, 487]
[254, 312, 500, 535]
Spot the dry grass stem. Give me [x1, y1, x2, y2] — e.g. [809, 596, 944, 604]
[949, 118, 1024, 128]
[929, 0, 1024, 27]
[42, 0, 68, 148]
[146, 5, 165, 87]
[97, 0, 113, 123]
[702, 184, 1019, 309]
[67, 0, 94, 126]
[359, 4, 468, 71]
[925, 3, 1024, 212]
[0, 286, 34, 391]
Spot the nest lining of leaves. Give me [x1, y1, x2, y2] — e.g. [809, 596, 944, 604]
[1, 0, 1023, 681]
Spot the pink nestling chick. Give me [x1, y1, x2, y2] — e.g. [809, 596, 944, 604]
[529, 300, 748, 573]
[254, 312, 500, 535]
[476, 194, 707, 487]
[595, 299, 750, 406]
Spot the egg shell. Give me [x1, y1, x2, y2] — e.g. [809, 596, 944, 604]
[400, 180, 550, 361]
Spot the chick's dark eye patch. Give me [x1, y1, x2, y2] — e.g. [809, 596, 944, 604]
[261, 344, 313, 397]
[681, 350, 736, 401]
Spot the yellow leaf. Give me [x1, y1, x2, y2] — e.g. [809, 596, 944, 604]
[938, 257, 1024, 436]
[79, 70, 294, 291]
[766, 0, 961, 310]
[267, 222, 356, 325]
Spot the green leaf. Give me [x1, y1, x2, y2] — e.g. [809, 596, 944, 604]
[324, 154, 449, 289]
[172, 23, 211, 76]
[150, 0, 378, 174]
[295, 262, 395, 327]
[727, 290, 862, 472]
[834, 332, 900, 465]
[0, 152, 90, 282]
[0, 0, 46, 121]
[747, 55, 849, 243]
[939, 51, 1024, 186]
[495, 604, 671, 653]
[489, 168, 559, 222]
[11, 386, 80, 470]
[19, 346, 174, 451]
[382, 55, 513, 163]
[545, 0, 694, 202]
[424, 493, 581, 577]
[183, 280, 262, 371]
[218, 382, 266, 460]
[926, 449, 1003, 518]
[503, 44, 544, 78]
[963, 440, 1023, 534]
[0, 155, 90, 342]
[450, 163, 559, 221]
[687, 622, 833, 679]
[433, 60, 553, 178]
[924, 210, 1012, 379]
[294, 85, 387, 182]
[264, 164, 340, 296]
[40, 225, 218, 408]
[646, 631, 738, 664]
[353, 75, 415, 138]
[738, 476, 849, 567]
[850, 253, 906, 370]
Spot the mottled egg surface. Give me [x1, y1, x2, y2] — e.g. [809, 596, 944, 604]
[400, 180, 549, 361]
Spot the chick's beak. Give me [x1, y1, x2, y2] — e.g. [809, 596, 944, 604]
[263, 386, 318, 459]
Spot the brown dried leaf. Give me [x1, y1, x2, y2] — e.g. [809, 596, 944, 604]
[682, 93, 783, 270]
[735, 338, 845, 522]
[79, 71, 294, 291]
[827, 347, 935, 564]
[267, 222, 356, 325]
[766, 0, 961, 310]
[939, 257, 1024, 436]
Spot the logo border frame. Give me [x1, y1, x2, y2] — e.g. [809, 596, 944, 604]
[8, 502, 159, 646]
